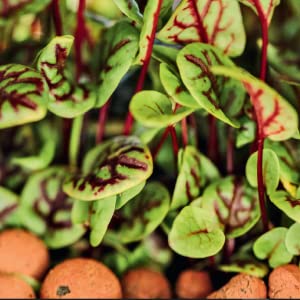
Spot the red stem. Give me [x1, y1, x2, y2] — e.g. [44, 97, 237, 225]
[169, 126, 179, 159]
[96, 100, 110, 144]
[226, 126, 234, 174]
[51, 0, 62, 36]
[123, 0, 163, 136]
[207, 115, 218, 164]
[181, 118, 188, 147]
[152, 127, 170, 160]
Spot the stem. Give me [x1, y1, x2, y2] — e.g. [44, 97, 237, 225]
[207, 115, 218, 164]
[152, 127, 171, 160]
[123, 0, 163, 135]
[96, 100, 110, 144]
[170, 126, 179, 159]
[181, 118, 188, 147]
[226, 126, 234, 174]
[51, 0, 62, 35]
[69, 115, 84, 168]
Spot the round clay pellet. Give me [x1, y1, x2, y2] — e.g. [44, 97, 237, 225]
[0, 272, 35, 298]
[0, 229, 49, 280]
[269, 264, 300, 298]
[40, 258, 122, 299]
[121, 267, 171, 299]
[207, 273, 266, 299]
[175, 269, 213, 298]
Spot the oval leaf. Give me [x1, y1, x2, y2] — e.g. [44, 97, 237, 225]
[97, 21, 139, 107]
[157, 0, 246, 56]
[285, 222, 300, 255]
[246, 149, 280, 195]
[63, 136, 153, 201]
[169, 206, 225, 258]
[112, 0, 143, 25]
[37, 35, 95, 118]
[114, 181, 170, 243]
[269, 190, 300, 223]
[212, 65, 299, 141]
[253, 227, 293, 268]
[201, 176, 260, 238]
[0, 64, 48, 128]
[20, 167, 86, 249]
[130, 90, 194, 128]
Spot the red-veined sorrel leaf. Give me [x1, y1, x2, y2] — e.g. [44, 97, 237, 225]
[212, 65, 299, 141]
[285, 223, 300, 256]
[0, 186, 20, 229]
[157, 0, 246, 57]
[37, 35, 95, 118]
[0, 0, 51, 19]
[130, 90, 195, 128]
[171, 146, 220, 210]
[97, 21, 139, 107]
[239, 0, 280, 25]
[177, 43, 244, 127]
[113, 181, 170, 243]
[63, 136, 153, 201]
[246, 149, 280, 195]
[269, 191, 300, 223]
[169, 206, 225, 258]
[253, 227, 292, 268]
[112, 0, 143, 26]
[160, 63, 199, 109]
[219, 260, 268, 278]
[20, 167, 86, 249]
[152, 44, 179, 66]
[0, 64, 48, 128]
[201, 176, 260, 238]
[236, 117, 256, 148]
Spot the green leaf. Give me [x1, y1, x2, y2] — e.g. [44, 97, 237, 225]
[236, 117, 256, 148]
[152, 44, 179, 66]
[114, 181, 170, 243]
[0, 64, 48, 128]
[253, 227, 293, 268]
[160, 63, 199, 109]
[0, 0, 51, 19]
[37, 35, 95, 118]
[219, 260, 268, 278]
[63, 136, 153, 201]
[0, 186, 20, 229]
[20, 167, 86, 248]
[112, 0, 143, 25]
[171, 146, 220, 210]
[97, 21, 139, 107]
[169, 206, 225, 258]
[71, 200, 90, 224]
[90, 196, 116, 247]
[157, 0, 246, 57]
[285, 222, 300, 255]
[269, 191, 300, 223]
[212, 65, 299, 141]
[246, 149, 280, 195]
[202, 176, 260, 238]
[177, 43, 243, 127]
[130, 90, 195, 128]
[239, 0, 280, 25]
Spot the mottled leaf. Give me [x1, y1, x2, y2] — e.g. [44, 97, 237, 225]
[0, 0, 51, 19]
[219, 260, 268, 278]
[246, 149, 280, 195]
[177, 43, 243, 127]
[269, 191, 300, 223]
[112, 0, 143, 25]
[212, 65, 299, 141]
[253, 227, 293, 268]
[171, 146, 220, 210]
[201, 176, 260, 238]
[114, 181, 170, 243]
[169, 206, 225, 258]
[20, 167, 86, 249]
[285, 222, 300, 256]
[239, 0, 280, 25]
[160, 63, 199, 108]
[63, 136, 153, 201]
[130, 90, 195, 128]
[97, 21, 139, 107]
[157, 0, 246, 56]
[0, 64, 48, 128]
[90, 196, 116, 247]
[0, 186, 20, 229]
[37, 35, 95, 118]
